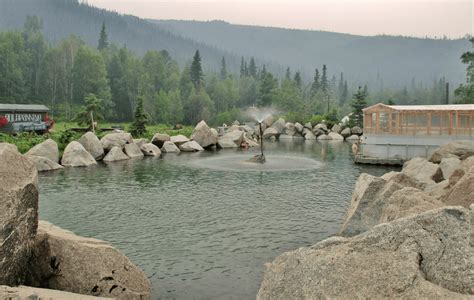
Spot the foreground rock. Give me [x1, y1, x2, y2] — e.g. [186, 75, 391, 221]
[101, 133, 133, 152]
[103, 146, 130, 162]
[170, 134, 190, 146]
[262, 127, 278, 139]
[401, 157, 438, 185]
[258, 207, 474, 299]
[78, 131, 104, 160]
[140, 143, 161, 156]
[0, 144, 39, 286]
[217, 130, 244, 148]
[0, 285, 109, 299]
[27, 221, 151, 299]
[25, 138, 59, 163]
[124, 143, 145, 159]
[430, 140, 474, 163]
[191, 121, 217, 148]
[61, 141, 97, 167]
[179, 141, 204, 152]
[26, 155, 64, 172]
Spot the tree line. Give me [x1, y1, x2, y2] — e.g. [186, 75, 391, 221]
[0, 16, 470, 128]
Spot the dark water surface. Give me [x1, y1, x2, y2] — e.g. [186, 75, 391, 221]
[38, 140, 397, 299]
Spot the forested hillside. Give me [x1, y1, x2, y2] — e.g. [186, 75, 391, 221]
[152, 20, 470, 87]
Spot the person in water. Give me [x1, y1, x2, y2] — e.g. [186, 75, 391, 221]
[240, 140, 249, 149]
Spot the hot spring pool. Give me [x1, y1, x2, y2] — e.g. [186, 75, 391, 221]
[38, 140, 397, 299]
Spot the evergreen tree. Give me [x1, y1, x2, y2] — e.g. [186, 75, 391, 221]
[341, 80, 348, 105]
[258, 72, 278, 107]
[285, 67, 291, 81]
[321, 64, 328, 95]
[190, 50, 203, 89]
[240, 57, 245, 78]
[455, 38, 474, 104]
[244, 61, 249, 77]
[363, 84, 369, 98]
[338, 72, 344, 104]
[294, 71, 302, 89]
[311, 68, 320, 96]
[74, 93, 104, 128]
[219, 56, 227, 80]
[350, 86, 367, 128]
[98, 21, 108, 51]
[248, 57, 257, 78]
[130, 96, 148, 136]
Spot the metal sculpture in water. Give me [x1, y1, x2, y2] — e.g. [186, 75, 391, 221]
[247, 122, 266, 164]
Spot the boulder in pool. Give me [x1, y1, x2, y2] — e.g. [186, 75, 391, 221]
[179, 141, 204, 152]
[294, 122, 304, 133]
[270, 118, 286, 134]
[103, 146, 130, 162]
[303, 128, 316, 140]
[345, 134, 360, 141]
[340, 127, 352, 138]
[262, 127, 278, 139]
[140, 143, 161, 156]
[351, 126, 363, 135]
[0, 143, 38, 286]
[327, 132, 344, 141]
[258, 207, 474, 299]
[191, 121, 217, 148]
[151, 133, 170, 148]
[161, 141, 180, 153]
[317, 134, 331, 140]
[284, 122, 296, 136]
[25, 139, 59, 163]
[27, 221, 151, 299]
[133, 138, 148, 148]
[100, 133, 133, 152]
[170, 134, 190, 146]
[124, 143, 144, 159]
[331, 124, 343, 134]
[429, 140, 474, 163]
[61, 141, 97, 167]
[78, 131, 104, 160]
[26, 155, 64, 172]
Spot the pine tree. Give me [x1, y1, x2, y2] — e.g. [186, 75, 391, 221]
[350, 86, 367, 128]
[190, 50, 203, 88]
[240, 57, 245, 78]
[74, 93, 104, 129]
[285, 67, 291, 80]
[220, 56, 227, 80]
[454, 37, 474, 103]
[294, 71, 302, 89]
[244, 61, 249, 77]
[311, 68, 320, 95]
[338, 72, 344, 104]
[130, 96, 148, 137]
[97, 21, 108, 50]
[363, 84, 369, 98]
[248, 57, 257, 78]
[321, 64, 328, 95]
[342, 80, 348, 105]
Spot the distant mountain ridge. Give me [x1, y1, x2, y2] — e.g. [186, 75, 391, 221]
[151, 19, 471, 87]
[0, 0, 469, 88]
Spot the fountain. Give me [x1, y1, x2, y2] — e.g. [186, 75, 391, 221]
[247, 121, 266, 164]
[245, 106, 276, 164]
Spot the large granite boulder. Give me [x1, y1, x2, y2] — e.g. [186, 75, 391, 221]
[346, 134, 360, 141]
[258, 207, 474, 299]
[294, 122, 304, 133]
[179, 141, 204, 152]
[25, 139, 59, 163]
[218, 130, 244, 148]
[351, 126, 363, 135]
[170, 135, 190, 146]
[430, 140, 474, 163]
[191, 121, 217, 148]
[262, 127, 278, 139]
[443, 166, 474, 208]
[27, 221, 151, 299]
[100, 133, 133, 152]
[124, 143, 144, 159]
[0, 285, 109, 299]
[462, 156, 474, 172]
[78, 132, 104, 160]
[161, 141, 180, 153]
[151, 133, 170, 148]
[317, 134, 331, 140]
[103, 146, 130, 162]
[140, 143, 161, 157]
[340, 127, 352, 138]
[262, 115, 274, 127]
[313, 123, 327, 132]
[331, 124, 343, 134]
[270, 118, 286, 134]
[437, 157, 462, 181]
[402, 157, 438, 185]
[26, 155, 64, 172]
[133, 138, 148, 148]
[327, 132, 344, 140]
[303, 128, 316, 140]
[304, 122, 312, 130]
[284, 122, 296, 136]
[0, 144, 39, 286]
[61, 142, 97, 167]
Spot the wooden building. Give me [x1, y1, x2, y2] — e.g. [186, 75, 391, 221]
[0, 104, 54, 134]
[356, 103, 474, 165]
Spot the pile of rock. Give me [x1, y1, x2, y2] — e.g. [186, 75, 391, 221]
[0, 144, 151, 299]
[251, 116, 362, 142]
[258, 140, 474, 299]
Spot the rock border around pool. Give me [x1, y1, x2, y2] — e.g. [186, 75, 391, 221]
[257, 140, 474, 299]
[22, 117, 360, 172]
[0, 144, 152, 299]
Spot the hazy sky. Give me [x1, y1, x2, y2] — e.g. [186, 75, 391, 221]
[87, 0, 472, 38]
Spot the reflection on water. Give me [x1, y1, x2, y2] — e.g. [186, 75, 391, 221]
[38, 140, 398, 299]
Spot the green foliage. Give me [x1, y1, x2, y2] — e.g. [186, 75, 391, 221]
[216, 108, 241, 126]
[73, 93, 104, 127]
[130, 96, 148, 137]
[455, 38, 474, 104]
[190, 50, 204, 88]
[350, 86, 368, 128]
[98, 21, 108, 50]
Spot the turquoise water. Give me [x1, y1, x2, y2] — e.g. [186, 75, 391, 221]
[38, 140, 397, 299]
